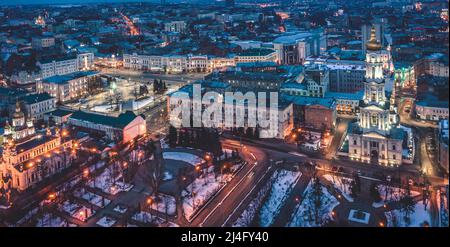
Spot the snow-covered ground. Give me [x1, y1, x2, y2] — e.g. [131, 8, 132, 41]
[160, 138, 169, 149]
[438, 189, 449, 227]
[132, 211, 162, 224]
[162, 171, 174, 181]
[288, 180, 339, 227]
[182, 161, 246, 219]
[88, 168, 133, 195]
[385, 202, 432, 227]
[323, 174, 354, 202]
[60, 200, 95, 222]
[259, 169, 301, 227]
[377, 184, 420, 203]
[163, 151, 205, 166]
[96, 216, 116, 227]
[72, 207, 95, 222]
[60, 200, 80, 216]
[148, 194, 177, 216]
[131, 211, 177, 227]
[36, 213, 75, 227]
[182, 171, 231, 220]
[73, 188, 111, 208]
[113, 205, 128, 214]
[233, 178, 273, 227]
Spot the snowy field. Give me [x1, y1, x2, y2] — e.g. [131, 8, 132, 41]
[162, 171, 174, 181]
[132, 211, 163, 224]
[88, 169, 133, 195]
[163, 151, 205, 166]
[96, 216, 117, 227]
[233, 178, 273, 227]
[288, 180, 339, 227]
[438, 190, 449, 227]
[182, 171, 232, 220]
[60, 200, 95, 222]
[377, 184, 420, 202]
[160, 138, 169, 149]
[60, 200, 80, 216]
[73, 188, 111, 208]
[323, 174, 354, 202]
[36, 213, 75, 227]
[148, 194, 177, 216]
[385, 202, 432, 227]
[259, 169, 301, 227]
[113, 204, 128, 214]
[132, 211, 178, 227]
[72, 207, 95, 222]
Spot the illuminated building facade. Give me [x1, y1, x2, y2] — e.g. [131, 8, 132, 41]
[0, 102, 74, 192]
[346, 27, 412, 166]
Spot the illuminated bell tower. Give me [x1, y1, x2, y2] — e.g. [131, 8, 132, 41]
[359, 26, 391, 134]
[363, 26, 386, 105]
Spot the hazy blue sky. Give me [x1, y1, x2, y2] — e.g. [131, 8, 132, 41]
[0, 0, 166, 6]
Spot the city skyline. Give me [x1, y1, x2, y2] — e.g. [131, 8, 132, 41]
[0, 0, 448, 230]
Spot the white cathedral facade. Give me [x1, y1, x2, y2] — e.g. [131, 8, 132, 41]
[345, 27, 413, 167]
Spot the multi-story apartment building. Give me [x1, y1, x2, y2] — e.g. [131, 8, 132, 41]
[31, 35, 55, 49]
[36, 71, 98, 103]
[234, 48, 277, 64]
[273, 30, 326, 65]
[305, 58, 366, 93]
[164, 21, 187, 33]
[20, 93, 56, 120]
[38, 53, 95, 79]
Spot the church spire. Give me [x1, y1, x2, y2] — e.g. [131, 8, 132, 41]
[366, 26, 382, 51]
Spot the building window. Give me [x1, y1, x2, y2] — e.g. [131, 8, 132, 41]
[353, 139, 357, 145]
[392, 145, 396, 150]
[354, 149, 357, 154]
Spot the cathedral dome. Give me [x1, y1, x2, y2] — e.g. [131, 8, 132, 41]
[366, 26, 382, 51]
[12, 103, 25, 119]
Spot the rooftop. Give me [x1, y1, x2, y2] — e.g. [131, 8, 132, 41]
[43, 70, 98, 84]
[15, 135, 58, 154]
[238, 48, 275, 57]
[325, 90, 364, 101]
[281, 93, 335, 108]
[273, 32, 318, 44]
[20, 93, 54, 104]
[416, 94, 449, 108]
[70, 110, 141, 129]
[45, 109, 73, 117]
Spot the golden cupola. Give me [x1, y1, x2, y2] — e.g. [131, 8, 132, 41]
[366, 26, 382, 51]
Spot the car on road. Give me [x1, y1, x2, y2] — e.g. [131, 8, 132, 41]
[331, 166, 338, 172]
[247, 171, 255, 179]
[337, 167, 345, 173]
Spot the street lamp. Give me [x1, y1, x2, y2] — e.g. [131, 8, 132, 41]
[83, 168, 90, 178]
[47, 192, 57, 202]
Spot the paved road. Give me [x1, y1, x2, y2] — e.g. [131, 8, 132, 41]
[189, 140, 270, 227]
[325, 118, 352, 160]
